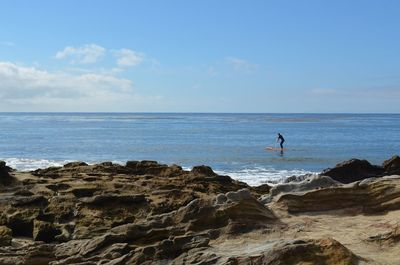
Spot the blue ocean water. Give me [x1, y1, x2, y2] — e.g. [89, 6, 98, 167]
[0, 113, 399, 185]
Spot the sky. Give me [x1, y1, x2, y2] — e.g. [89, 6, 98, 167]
[0, 0, 399, 113]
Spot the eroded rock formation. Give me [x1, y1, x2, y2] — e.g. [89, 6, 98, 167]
[0, 156, 399, 264]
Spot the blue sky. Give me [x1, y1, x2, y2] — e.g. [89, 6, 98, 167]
[0, 0, 399, 112]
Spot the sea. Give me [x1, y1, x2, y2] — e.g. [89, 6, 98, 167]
[0, 113, 399, 186]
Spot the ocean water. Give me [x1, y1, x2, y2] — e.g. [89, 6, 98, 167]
[0, 113, 399, 186]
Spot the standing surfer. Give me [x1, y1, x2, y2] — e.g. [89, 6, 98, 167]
[277, 133, 285, 150]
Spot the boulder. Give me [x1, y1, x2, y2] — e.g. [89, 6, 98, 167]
[252, 183, 271, 194]
[0, 226, 12, 246]
[125, 160, 170, 175]
[284, 173, 314, 183]
[321, 158, 384, 183]
[63, 161, 89, 168]
[382, 155, 400, 175]
[191, 165, 216, 176]
[0, 161, 14, 185]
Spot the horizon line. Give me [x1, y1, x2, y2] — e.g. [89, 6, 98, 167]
[0, 111, 399, 115]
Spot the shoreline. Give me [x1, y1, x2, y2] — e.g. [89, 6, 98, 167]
[0, 157, 317, 186]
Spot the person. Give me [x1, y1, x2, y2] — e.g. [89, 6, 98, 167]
[277, 133, 285, 150]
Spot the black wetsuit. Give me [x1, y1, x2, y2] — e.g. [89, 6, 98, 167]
[278, 134, 285, 149]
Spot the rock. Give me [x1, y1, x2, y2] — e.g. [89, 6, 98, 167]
[171, 248, 220, 265]
[63, 161, 89, 168]
[0, 226, 12, 246]
[54, 224, 75, 242]
[71, 187, 99, 198]
[284, 173, 314, 183]
[382, 155, 400, 175]
[25, 244, 56, 265]
[321, 158, 384, 183]
[13, 189, 35, 196]
[226, 188, 253, 202]
[125, 160, 170, 175]
[215, 194, 228, 205]
[174, 189, 278, 234]
[32, 166, 62, 177]
[33, 220, 61, 243]
[191, 165, 216, 176]
[252, 183, 271, 194]
[46, 183, 71, 192]
[4, 158, 400, 264]
[7, 213, 34, 238]
[0, 161, 14, 185]
[367, 225, 400, 245]
[260, 175, 340, 204]
[156, 235, 210, 259]
[0, 161, 12, 172]
[36, 211, 55, 222]
[275, 176, 400, 213]
[0, 241, 55, 265]
[11, 195, 48, 207]
[171, 238, 361, 265]
[80, 194, 146, 206]
[245, 238, 360, 265]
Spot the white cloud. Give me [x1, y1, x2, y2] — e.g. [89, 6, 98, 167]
[113, 48, 144, 67]
[226, 57, 257, 72]
[55, 44, 106, 64]
[0, 61, 145, 111]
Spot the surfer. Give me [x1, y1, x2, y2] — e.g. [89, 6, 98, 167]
[277, 133, 285, 150]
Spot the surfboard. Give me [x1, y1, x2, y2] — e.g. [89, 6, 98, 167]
[265, 146, 287, 151]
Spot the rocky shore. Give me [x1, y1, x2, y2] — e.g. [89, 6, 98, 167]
[0, 156, 400, 264]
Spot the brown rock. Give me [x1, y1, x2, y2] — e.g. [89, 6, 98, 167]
[11, 195, 48, 207]
[5, 159, 398, 264]
[382, 155, 400, 175]
[0, 161, 14, 185]
[71, 187, 99, 198]
[33, 220, 61, 243]
[247, 238, 360, 265]
[191, 165, 216, 176]
[174, 189, 278, 234]
[321, 158, 384, 183]
[80, 194, 146, 206]
[367, 225, 400, 245]
[0, 225, 12, 246]
[275, 176, 400, 213]
[63, 161, 89, 168]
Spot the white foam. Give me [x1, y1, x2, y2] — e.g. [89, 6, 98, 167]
[215, 167, 316, 186]
[1, 157, 126, 172]
[2, 158, 71, 171]
[1, 157, 315, 186]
